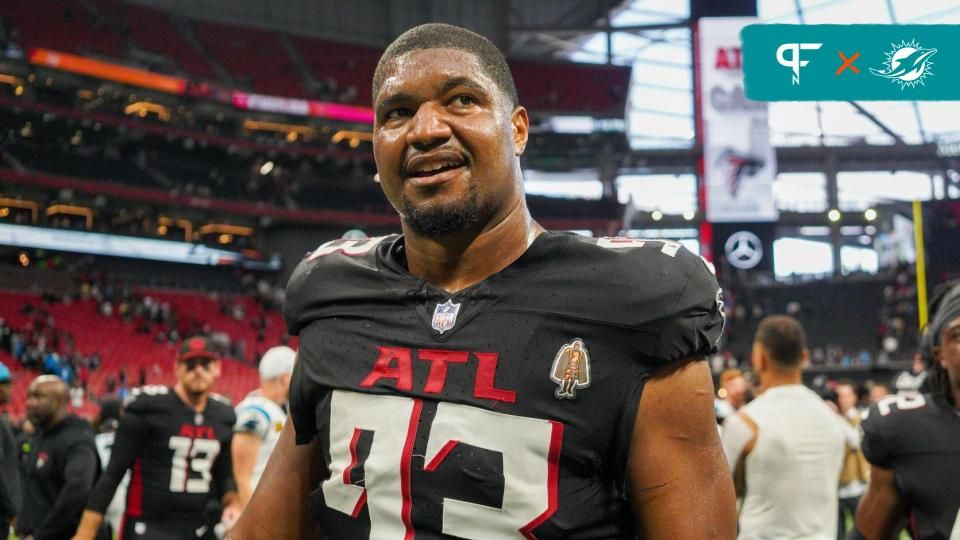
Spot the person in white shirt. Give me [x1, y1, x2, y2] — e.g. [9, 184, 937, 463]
[721, 315, 846, 540]
[232, 345, 296, 505]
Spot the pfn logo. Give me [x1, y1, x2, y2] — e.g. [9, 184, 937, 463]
[776, 42, 823, 85]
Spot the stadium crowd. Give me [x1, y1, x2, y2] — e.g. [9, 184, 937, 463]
[0, 6, 958, 539]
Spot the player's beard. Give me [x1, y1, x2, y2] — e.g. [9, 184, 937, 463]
[400, 181, 489, 237]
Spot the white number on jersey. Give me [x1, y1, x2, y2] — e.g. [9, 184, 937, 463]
[323, 391, 562, 539]
[951, 506, 960, 540]
[874, 393, 926, 417]
[309, 237, 388, 260]
[596, 237, 682, 257]
[168, 436, 220, 493]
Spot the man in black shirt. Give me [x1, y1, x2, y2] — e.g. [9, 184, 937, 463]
[855, 281, 960, 539]
[16, 375, 102, 540]
[231, 23, 735, 540]
[0, 362, 20, 538]
[75, 337, 241, 540]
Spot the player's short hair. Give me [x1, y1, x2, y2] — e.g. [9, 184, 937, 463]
[754, 315, 807, 368]
[373, 23, 519, 108]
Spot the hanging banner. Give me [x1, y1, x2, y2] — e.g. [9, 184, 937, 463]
[699, 18, 778, 223]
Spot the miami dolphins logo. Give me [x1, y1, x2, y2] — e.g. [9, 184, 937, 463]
[870, 39, 937, 89]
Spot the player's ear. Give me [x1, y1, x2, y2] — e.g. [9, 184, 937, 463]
[750, 343, 763, 372]
[932, 346, 943, 367]
[801, 348, 810, 369]
[511, 105, 528, 156]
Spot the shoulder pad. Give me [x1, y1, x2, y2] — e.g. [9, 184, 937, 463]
[572, 236, 722, 324]
[210, 393, 232, 406]
[123, 385, 170, 411]
[284, 235, 397, 335]
[861, 393, 931, 466]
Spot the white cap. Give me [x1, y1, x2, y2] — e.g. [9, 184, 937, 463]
[258, 346, 296, 380]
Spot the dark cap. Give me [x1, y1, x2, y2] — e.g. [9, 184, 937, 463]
[178, 336, 220, 362]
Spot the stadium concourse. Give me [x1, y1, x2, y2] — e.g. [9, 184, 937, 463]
[1, 0, 959, 539]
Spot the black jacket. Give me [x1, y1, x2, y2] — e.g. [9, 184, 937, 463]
[16, 414, 100, 540]
[0, 416, 20, 532]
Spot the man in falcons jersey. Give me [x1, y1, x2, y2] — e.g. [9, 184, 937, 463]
[230, 23, 736, 540]
[74, 337, 242, 540]
[853, 281, 960, 540]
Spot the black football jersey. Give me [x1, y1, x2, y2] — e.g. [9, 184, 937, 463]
[88, 386, 236, 522]
[285, 233, 724, 539]
[861, 393, 960, 540]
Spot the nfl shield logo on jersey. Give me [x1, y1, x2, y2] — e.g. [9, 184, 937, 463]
[431, 299, 461, 334]
[550, 338, 591, 399]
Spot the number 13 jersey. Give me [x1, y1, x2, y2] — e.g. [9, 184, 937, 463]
[285, 232, 724, 539]
[86, 386, 237, 522]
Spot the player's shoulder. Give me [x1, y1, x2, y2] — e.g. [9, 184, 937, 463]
[236, 393, 276, 411]
[561, 235, 716, 293]
[861, 393, 951, 462]
[542, 234, 721, 324]
[207, 393, 236, 420]
[287, 235, 396, 289]
[284, 235, 398, 334]
[123, 385, 173, 412]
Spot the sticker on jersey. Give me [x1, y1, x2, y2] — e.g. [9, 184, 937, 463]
[550, 338, 591, 399]
[431, 299, 461, 334]
[36, 451, 48, 469]
[596, 237, 646, 249]
[194, 413, 204, 425]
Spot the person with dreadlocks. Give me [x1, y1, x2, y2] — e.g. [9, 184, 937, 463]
[851, 280, 960, 540]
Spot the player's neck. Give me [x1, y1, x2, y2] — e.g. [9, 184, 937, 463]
[174, 382, 209, 412]
[260, 384, 284, 405]
[759, 369, 802, 391]
[402, 198, 543, 294]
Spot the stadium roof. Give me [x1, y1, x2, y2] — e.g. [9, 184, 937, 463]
[546, 0, 960, 149]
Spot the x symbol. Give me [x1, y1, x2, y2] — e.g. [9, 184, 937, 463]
[836, 51, 860, 75]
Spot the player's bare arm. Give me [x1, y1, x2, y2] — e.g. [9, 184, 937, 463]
[720, 411, 758, 497]
[228, 417, 323, 539]
[853, 465, 907, 540]
[628, 357, 737, 539]
[232, 431, 262, 505]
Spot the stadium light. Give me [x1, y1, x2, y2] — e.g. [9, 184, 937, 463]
[651, 210, 663, 221]
[864, 208, 878, 221]
[259, 161, 274, 175]
[828, 209, 841, 222]
[682, 210, 696, 221]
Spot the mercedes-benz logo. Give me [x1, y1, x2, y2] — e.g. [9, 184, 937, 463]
[724, 231, 763, 270]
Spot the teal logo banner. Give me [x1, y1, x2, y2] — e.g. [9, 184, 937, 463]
[742, 25, 959, 100]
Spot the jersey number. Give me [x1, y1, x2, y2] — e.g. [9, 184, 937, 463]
[323, 391, 562, 539]
[875, 393, 926, 416]
[168, 436, 220, 493]
[951, 507, 960, 540]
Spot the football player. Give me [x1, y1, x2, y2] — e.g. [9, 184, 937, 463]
[231, 345, 296, 505]
[853, 281, 960, 539]
[74, 337, 242, 540]
[230, 23, 735, 539]
[721, 316, 847, 539]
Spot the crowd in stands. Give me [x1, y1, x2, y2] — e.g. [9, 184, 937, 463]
[717, 272, 917, 372]
[0, 258, 288, 420]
